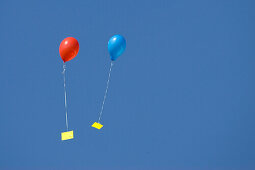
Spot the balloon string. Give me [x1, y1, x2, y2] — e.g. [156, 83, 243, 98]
[63, 62, 69, 131]
[98, 61, 114, 123]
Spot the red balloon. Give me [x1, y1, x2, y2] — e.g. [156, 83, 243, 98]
[59, 37, 79, 63]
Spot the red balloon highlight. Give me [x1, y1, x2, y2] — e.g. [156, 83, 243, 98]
[59, 37, 79, 63]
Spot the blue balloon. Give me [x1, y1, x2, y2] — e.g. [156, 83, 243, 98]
[108, 35, 126, 61]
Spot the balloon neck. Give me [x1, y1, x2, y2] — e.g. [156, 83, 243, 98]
[110, 56, 116, 61]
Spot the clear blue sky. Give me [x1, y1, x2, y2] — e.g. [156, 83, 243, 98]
[0, 0, 255, 169]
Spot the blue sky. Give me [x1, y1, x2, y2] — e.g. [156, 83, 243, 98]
[0, 0, 255, 169]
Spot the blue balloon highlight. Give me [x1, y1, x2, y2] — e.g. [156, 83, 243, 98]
[108, 35, 126, 61]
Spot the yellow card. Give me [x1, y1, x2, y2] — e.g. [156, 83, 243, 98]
[92, 122, 103, 129]
[61, 130, 74, 141]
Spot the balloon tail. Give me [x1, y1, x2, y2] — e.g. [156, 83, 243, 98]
[63, 62, 69, 131]
[98, 61, 114, 123]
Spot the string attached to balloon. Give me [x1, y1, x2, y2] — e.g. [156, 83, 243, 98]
[62, 63, 69, 131]
[92, 35, 126, 130]
[98, 61, 114, 123]
[59, 37, 79, 140]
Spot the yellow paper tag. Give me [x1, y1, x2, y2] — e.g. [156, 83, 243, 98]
[92, 122, 103, 129]
[61, 130, 74, 141]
